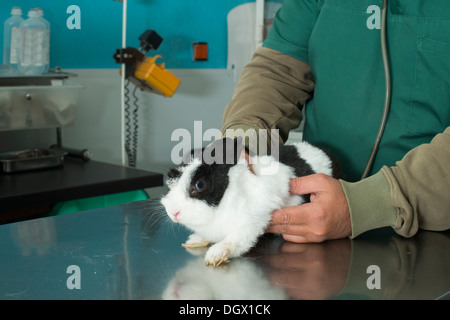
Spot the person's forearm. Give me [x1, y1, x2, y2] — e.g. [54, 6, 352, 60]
[222, 46, 314, 145]
[385, 126, 450, 236]
[341, 127, 450, 238]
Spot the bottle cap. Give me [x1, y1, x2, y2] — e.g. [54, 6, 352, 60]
[11, 7, 22, 15]
[32, 8, 44, 17]
[28, 10, 39, 18]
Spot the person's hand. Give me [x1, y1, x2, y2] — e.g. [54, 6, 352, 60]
[267, 174, 352, 243]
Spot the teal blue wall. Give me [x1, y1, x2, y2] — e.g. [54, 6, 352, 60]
[1, 0, 281, 69]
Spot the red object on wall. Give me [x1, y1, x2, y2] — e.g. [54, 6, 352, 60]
[193, 42, 208, 61]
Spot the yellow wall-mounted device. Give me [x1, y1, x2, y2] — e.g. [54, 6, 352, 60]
[133, 55, 180, 97]
[114, 30, 180, 97]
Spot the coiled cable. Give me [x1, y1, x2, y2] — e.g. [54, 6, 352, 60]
[124, 80, 140, 167]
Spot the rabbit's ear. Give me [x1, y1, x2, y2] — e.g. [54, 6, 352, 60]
[238, 148, 256, 175]
[201, 137, 246, 166]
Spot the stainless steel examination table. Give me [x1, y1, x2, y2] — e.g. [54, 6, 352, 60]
[1, 199, 449, 300]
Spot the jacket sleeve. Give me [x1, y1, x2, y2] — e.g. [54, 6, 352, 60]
[222, 46, 314, 146]
[341, 126, 450, 238]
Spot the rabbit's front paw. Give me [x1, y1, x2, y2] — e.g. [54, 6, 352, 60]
[205, 243, 232, 267]
[182, 234, 210, 248]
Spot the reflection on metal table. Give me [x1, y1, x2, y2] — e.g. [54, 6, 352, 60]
[0, 199, 449, 300]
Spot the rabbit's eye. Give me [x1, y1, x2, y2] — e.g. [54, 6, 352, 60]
[189, 178, 207, 198]
[195, 179, 206, 191]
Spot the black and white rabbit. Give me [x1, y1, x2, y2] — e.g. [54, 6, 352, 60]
[161, 137, 339, 267]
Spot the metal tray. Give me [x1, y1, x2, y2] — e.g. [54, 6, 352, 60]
[0, 148, 67, 173]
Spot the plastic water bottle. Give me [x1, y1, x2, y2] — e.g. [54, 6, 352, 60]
[33, 8, 51, 71]
[3, 7, 24, 67]
[17, 8, 50, 75]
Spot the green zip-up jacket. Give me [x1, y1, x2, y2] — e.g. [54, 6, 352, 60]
[222, 0, 450, 238]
